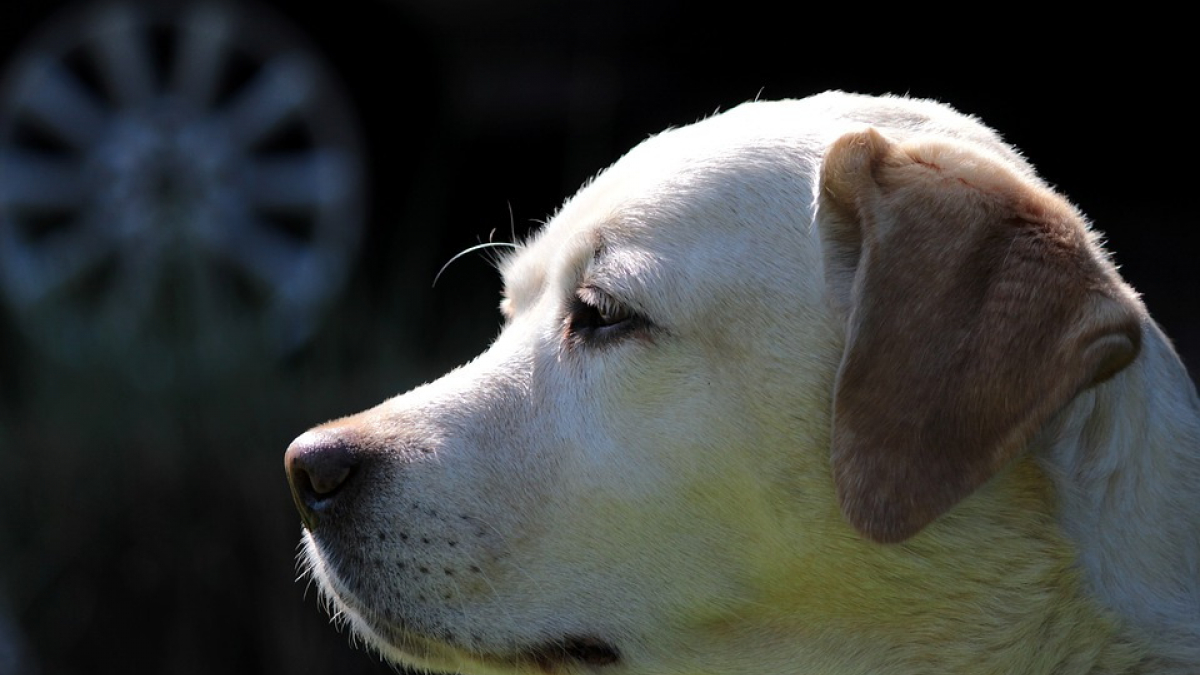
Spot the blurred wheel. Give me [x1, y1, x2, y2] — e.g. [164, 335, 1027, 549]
[0, 1, 365, 385]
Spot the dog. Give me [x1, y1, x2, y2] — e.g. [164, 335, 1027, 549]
[285, 91, 1200, 674]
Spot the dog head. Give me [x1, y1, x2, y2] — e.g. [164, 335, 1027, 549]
[285, 93, 1145, 674]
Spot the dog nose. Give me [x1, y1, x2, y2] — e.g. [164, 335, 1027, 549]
[285, 428, 359, 530]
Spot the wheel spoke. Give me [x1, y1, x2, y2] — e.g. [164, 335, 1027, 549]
[246, 150, 353, 210]
[182, 243, 257, 348]
[0, 151, 87, 209]
[87, 4, 157, 108]
[170, 3, 233, 110]
[96, 239, 163, 338]
[8, 58, 109, 149]
[210, 205, 311, 301]
[219, 53, 314, 148]
[0, 217, 119, 307]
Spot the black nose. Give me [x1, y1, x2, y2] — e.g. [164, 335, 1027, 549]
[284, 428, 360, 530]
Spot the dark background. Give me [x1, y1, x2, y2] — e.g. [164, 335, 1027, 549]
[0, 2, 1194, 674]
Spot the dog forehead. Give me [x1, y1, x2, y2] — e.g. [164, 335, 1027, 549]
[503, 102, 830, 292]
[502, 92, 1024, 301]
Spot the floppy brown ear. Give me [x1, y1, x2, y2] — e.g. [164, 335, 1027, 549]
[818, 128, 1144, 544]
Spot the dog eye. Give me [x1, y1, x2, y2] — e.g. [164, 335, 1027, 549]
[567, 288, 643, 345]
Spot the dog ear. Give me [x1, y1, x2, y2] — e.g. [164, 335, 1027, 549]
[818, 128, 1143, 544]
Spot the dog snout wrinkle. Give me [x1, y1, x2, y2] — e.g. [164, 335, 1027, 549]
[285, 428, 360, 529]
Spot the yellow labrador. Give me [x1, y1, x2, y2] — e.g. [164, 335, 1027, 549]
[285, 91, 1200, 674]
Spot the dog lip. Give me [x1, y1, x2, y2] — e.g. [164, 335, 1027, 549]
[527, 636, 621, 669]
[370, 622, 622, 674]
[373, 620, 621, 673]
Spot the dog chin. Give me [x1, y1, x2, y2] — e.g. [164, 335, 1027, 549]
[298, 539, 472, 672]
[298, 534, 621, 675]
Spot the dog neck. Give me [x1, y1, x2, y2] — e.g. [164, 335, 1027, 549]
[1040, 320, 1200, 668]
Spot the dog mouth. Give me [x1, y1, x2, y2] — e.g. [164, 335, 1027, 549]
[366, 615, 621, 674]
[526, 636, 622, 670]
[361, 603, 622, 673]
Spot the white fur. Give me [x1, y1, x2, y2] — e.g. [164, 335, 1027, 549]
[1040, 322, 1200, 664]
[291, 92, 1200, 674]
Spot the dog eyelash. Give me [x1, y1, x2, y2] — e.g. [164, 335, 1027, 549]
[566, 288, 645, 346]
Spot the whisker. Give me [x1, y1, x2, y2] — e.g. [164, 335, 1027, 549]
[507, 201, 517, 245]
[433, 241, 519, 288]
